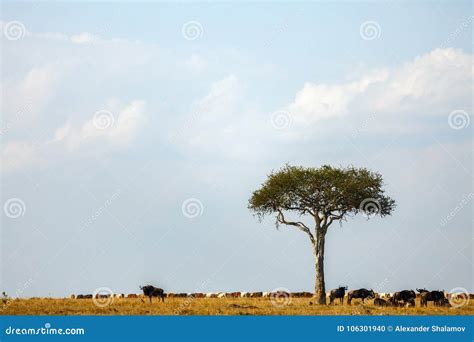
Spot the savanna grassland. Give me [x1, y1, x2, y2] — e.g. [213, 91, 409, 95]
[1, 297, 473, 316]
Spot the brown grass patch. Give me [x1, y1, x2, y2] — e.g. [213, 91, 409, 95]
[1, 297, 472, 316]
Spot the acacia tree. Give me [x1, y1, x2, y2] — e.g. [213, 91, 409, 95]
[248, 165, 395, 304]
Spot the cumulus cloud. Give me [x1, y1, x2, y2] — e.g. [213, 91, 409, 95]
[287, 48, 472, 129]
[1, 64, 61, 125]
[57, 100, 147, 150]
[371, 48, 472, 114]
[289, 69, 388, 123]
[1, 100, 146, 173]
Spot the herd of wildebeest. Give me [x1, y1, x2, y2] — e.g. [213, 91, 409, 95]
[70, 285, 469, 308]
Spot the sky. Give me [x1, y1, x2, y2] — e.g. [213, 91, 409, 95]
[0, 1, 472, 298]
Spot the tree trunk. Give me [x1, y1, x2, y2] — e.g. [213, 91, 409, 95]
[313, 233, 326, 304]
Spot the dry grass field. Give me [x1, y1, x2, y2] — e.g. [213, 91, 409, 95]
[1, 297, 473, 316]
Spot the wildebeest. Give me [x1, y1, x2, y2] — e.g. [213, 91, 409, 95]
[391, 290, 416, 306]
[347, 289, 375, 305]
[417, 289, 444, 307]
[374, 298, 390, 307]
[329, 286, 347, 305]
[140, 285, 165, 303]
[438, 298, 451, 307]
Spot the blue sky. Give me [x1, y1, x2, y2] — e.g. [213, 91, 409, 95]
[1, 1, 472, 298]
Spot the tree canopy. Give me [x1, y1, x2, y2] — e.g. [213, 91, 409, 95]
[248, 164, 396, 232]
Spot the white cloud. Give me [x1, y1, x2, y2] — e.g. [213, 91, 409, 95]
[64, 100, 147, 149]
[185, 54, 208, 73]
[371, 48, 472, 114]
[2, 64, 61, 125]
[1, 141, 43, 174]
[289, 69, 388, 123]
[2, 100, 146, 173]
[287, 48, 472, 128]
[70, 32, 100, 45]
[171, 75, 268, 161]
[195, 74, 240, 116]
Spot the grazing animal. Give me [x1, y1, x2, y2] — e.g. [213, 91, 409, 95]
[391, 290, 416, 306]
[438, 298, 451, 307]
[374, 298, 390, 307]
[329, 286, 347, 305]
[127, 294, 138, 298]
[262, 292, 271, 297]
[76, 294, 84, 299]
[70, 294, 76, 299]
[84, 294, 93, 299]
[417, 289, 444, 307]
[347, 289, 375, 305]
[140, 285, 165, 303]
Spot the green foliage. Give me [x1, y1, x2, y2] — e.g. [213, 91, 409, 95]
[248, 164, 395, 227]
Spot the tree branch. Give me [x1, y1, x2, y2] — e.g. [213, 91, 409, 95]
[277, 210, 315, 245]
